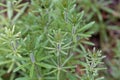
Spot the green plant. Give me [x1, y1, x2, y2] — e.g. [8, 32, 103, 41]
[76, 1, 120, 80]
[77, 0, 120, 47]
[76, 48, 105, 80]
[0, 0, 105, 80]
[0, 0, 29, 26]
[107, 40, 120, 80]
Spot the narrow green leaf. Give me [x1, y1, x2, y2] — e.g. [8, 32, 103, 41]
[0, 60, 12, 65]
[79, 21, 95, 32]
[82, 41, 94, 46]
[15, 77, 30, 80]
[12, 2, 29, 24]
[7, 62, 14, 73]
[30, 64, 34, 78]
[14, 63, 30, 72]
[63, 66, 76, 69]
[7, 1, 13, 20]
[45, 69, 57, 75]
[62, 54, 73, 66]
[36, 62, 56, 69]
[78, 33, 91, 38]
[39, 55, 53, 61]
[60, 50, 68, 55]
[77, 11, 84, 21]
[0, 3, 6, 7]
[0, 9, 7, 14]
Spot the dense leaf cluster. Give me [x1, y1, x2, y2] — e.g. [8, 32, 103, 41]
[0, 0, 105, 80]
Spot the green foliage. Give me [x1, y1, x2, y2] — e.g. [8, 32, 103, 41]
[0, 0, 105, 80]
[77, 1, 120, 79]
[109, 40, 120, 79]
[77, 0, 120, 44]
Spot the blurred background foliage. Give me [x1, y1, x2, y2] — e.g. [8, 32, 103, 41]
[0, 0, 120, 80]
[77, 0, 120, 80]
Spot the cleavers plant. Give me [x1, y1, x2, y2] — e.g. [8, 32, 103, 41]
[0, 0, 105, 80]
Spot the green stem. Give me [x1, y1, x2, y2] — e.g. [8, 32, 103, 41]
[7, 1, 13, 22]
[57, 70, 60, 80]
[57, 43, 62, 80]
